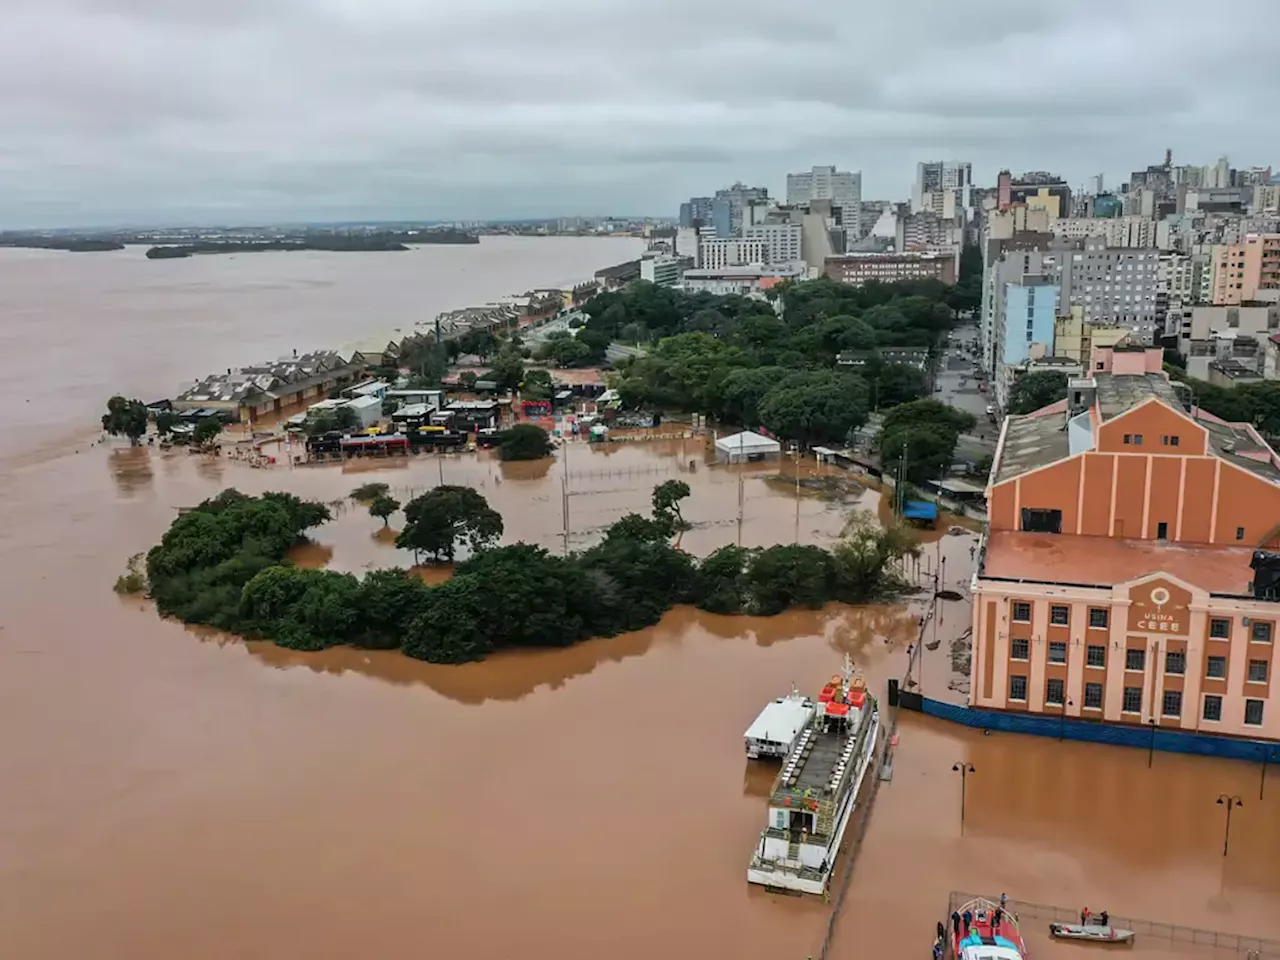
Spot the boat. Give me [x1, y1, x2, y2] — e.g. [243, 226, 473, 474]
[746, 655, 879, 895]
[743, 685, 817, 760]
[952, 897, 1027, 960]
[1049, 922, 1135, 944]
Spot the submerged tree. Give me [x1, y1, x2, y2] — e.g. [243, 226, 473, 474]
[102, 396, 148, 444]
[651, 479, 691, 532]
[368, 493, 400, 527]
[395, 485, 503, 562]
[498, 423, 555, 461]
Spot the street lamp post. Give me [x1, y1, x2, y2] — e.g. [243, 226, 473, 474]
[1216, 795, 1243, 857]
[952, 762, 976, 835]
[1147, 718, 1158, 768]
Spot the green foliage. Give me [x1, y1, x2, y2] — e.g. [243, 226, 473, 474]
[137, 482, 917, 666]
[1008, 371, 1068, 415]
[456, 329, 499, 361]
[588, 276, 950, 437]
[192, 418, 223, 447]
[395, 485, 503, 562]
[521, 368, 554, 402]
[155, 410, 180, 436]
[113, 553, 147, 594]
[306, 405, 359, 436]
[1165, 369, 1280, 440]
[498, 423, 555, 461]
[652, 479, 691, 531]
[368, 493, 400, 526]
[878, 399, 977, 485]
[486, 347, 525, 391]
[102, 396, 148, 444]
[540, 334, 592, 367]
[758, 371, 869, 447]
[350, 482, 390, 502]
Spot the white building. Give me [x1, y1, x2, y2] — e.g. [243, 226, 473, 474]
[715, 430, 781, 462]
[640, 254, 683, 287]
[786, 165, 861, 207]
[743, 223, 802, 266]
[681, 265, 804, 297]
[913, 161, 972, 217]
[698, 237, 768, 270]
[1051, 215, 1162, 249]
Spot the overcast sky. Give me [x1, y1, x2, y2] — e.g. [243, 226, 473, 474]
[3, 0, 1276, 228]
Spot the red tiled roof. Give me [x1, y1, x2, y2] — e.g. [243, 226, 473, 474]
[982, 530, 1257, 595]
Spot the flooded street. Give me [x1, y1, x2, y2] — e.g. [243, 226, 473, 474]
[2, 250, 1280, 958]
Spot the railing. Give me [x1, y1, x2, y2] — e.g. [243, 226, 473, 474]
[947, 891, 1280, 959]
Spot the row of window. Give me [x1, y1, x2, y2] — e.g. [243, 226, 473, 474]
[1008, 674, 1267, 726]
[1009, 640, 1270, 681]
[1009, 602, 1273, 642]
[1120, 433, 1181, 447]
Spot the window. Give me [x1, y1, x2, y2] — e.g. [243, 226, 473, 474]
[1122, 686, 1143, 713]
[1087, 644, 1106, 668]
[1162, 690, 1182, 718]
[1245, 699, 1265, 726]
[1123, 434, 1131, 444]
[1048, 641, 1068, 664]
[1021, 508, 1063, 534]
[1010, 638, 1029, 660]
[1156, 521, 1168, 540]
[1206, 655, 1227, 679]
[1125, 648, 1146, 671]
[1045, 678, 1065, 705]
[1011, 602, 1032, 623]
[1237, 527, 1246, 541]
[1089, 608, 1109, 630]
[1050, 605, 1070, 626]
[1165, 650, 1186, 675]
[1248, 659, 1269, 683]
[1009, 675, 1028, 701]
[1083, 682, 1103, 709]
[1254, 621, 1273, 643]
[1210, 618, 1231, 639]
[1133, 434, 1144, 445]
[1203, 694, 1223, 722]
[1161, 435, 1180, 447]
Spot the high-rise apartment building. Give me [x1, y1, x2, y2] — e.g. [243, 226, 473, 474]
[913, 161, 972, 216]
[786, 165, 862, 207]
[680, 197, 714, 229]
[713, 183, 769, 238]
[743, 223, 803, 266]
[1060, 238, 1160, 338]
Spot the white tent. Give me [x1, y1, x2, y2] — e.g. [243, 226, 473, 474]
[716, 430, 782, 463]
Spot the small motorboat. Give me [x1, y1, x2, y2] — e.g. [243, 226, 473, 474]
[1049, 922, 1135, 944]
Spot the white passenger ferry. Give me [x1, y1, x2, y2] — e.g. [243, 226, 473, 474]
[746, 655, 880, 895]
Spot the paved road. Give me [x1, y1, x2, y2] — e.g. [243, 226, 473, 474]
[936, 324, 998, 462]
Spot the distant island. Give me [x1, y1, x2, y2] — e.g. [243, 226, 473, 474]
[0, 236, 125, 252]
[145, 228, 479, 259]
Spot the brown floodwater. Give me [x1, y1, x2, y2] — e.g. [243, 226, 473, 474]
[2, 248, 1280, 959]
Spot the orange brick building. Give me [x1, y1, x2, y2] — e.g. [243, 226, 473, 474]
[971, 341, 1280, 741]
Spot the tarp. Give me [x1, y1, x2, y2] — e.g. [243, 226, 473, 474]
[715, 430, 781, 460]
[903, 500, 939, 521]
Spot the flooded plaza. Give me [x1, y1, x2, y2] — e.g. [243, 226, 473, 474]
[2, 250, 1280, 959]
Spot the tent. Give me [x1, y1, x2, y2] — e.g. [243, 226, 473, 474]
[716, 430, 782, 463]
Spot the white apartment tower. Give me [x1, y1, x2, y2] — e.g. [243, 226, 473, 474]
[698, 238, 768, 270]
[743, 223, 803, 266]
[786, 166, 862, 207]
[913, 161, 972, 217]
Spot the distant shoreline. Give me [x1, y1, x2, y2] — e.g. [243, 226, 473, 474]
[0, 238, 125, 252]
[146, 231, 480, 259]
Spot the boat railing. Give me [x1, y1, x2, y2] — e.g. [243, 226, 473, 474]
[946, 892, 1280, 959]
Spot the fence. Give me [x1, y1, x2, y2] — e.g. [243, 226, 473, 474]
[915, 696, 1280, 763]
[946, 891, 1280, 959]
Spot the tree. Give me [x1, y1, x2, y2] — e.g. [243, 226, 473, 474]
[543, 335, 592, 367]
[830, 513, 917, 601]
[719, 366, 786, 425]
[695, 545, 752, 614]
[192, 418, 223, 447]
[603, 513, 673, 544]
[521, 368, 554, 402]
[457, 328, 499, 361]
[498, 423, 554, 461]
[743, 545, 834, 616]
[878, 398, 976, 486]
[575, 327, 611, 363]
[395, 485, 503, 563]
[306, 405, 359, 436]
[459, 370, 478, 389]
[368, 493, 400, 527]
[352, 568, 432, 650]
[1008, 371, 1068, 415]
[487, 347, 525, 391]
[155, 410, 180, 436]
[102, 396, 148, 444]
[869, 363, 929, 410]
[758, 371, 869, 447]
[652, 480, 691, 532]
[350, 482, 390, 502]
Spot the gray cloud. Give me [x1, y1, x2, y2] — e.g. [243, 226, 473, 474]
[2, 0, 1276, 227]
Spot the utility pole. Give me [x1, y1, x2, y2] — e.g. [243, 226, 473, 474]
[1217, 795, 1243, 857]
[952, 762, 976, 835]
[736, 472, 745, 547]
[561, 441, 571, 555]
[793, 446, 801, 545]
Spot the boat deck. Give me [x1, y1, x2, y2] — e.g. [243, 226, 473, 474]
[790, 729, 851, 794]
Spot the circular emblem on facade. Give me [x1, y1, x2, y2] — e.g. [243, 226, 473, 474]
[1150, 587, 1171, 607]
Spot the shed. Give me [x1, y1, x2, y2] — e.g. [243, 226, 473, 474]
[716, 430, 782, 463]
[902, 500, 939, 527]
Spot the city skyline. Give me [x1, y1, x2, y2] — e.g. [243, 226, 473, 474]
[2, 0, 1278, 228]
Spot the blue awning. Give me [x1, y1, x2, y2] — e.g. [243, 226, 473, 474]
[903, 500, 939, 521]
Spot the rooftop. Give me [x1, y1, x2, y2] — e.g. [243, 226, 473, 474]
[981, 530, 1260, 595]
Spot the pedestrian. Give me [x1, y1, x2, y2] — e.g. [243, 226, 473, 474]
[1099, 910, 1109, 927]
[993, 907, 1002, 930]
[1081, 907, 1091, 925]
[962, 909, 973, 935]
[937, 921, 946, 942]
[951, 911, 961, 938]
[1000, 892, 1007, 910]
